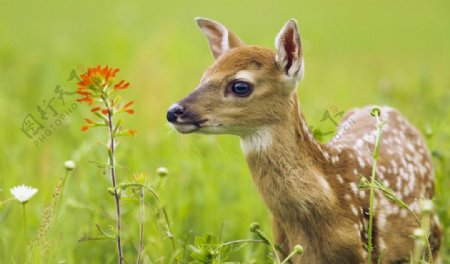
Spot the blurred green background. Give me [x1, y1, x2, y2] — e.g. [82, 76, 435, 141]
[0, 0, 449, 263]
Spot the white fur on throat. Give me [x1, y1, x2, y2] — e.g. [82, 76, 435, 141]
[240, 127, 273, 155]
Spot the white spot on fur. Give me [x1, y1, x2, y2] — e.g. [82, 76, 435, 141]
[350, 182, 358, 193]
[318, 177, 331, 193]
[344, 194, 351, 201]
[380, 238, 387, 251]
[337, 174, 344, 184]
[378, 214, 387, 229]
[359, 191, 366, 199]
[331, 155, 339, 164]
[357, 157, 365, 167]
[350, 204, 359, 216]
[399, 208, 408, 218]
[240, 127, 272, 155]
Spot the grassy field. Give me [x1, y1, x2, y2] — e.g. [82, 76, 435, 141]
[0, 0, 449, 263]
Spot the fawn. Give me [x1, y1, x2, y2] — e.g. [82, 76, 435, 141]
[167, 18, 441, 263]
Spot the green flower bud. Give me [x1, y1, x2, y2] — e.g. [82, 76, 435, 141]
[249, 222, 260, 232]
[370, 107, 381, 117]
[294, 245, 304, 254]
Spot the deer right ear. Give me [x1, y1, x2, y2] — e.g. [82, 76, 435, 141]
[195, 17, 245, 60]
[275, 19, 304, 81]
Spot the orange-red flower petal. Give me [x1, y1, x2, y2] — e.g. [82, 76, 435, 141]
[127, 129, 137, 136]
[124, 100, 134, 109]
[84, 118, 94, 124]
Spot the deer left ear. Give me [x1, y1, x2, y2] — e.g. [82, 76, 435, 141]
[195, 17, 245, 60]
[275, 19, 304, 81]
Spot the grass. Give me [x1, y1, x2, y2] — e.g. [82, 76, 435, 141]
[0, 0, 449, 263]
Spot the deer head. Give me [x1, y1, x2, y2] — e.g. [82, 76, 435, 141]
[167, 18, 305, 136]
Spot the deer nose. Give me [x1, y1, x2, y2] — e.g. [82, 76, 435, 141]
[166, 103, 186, 123]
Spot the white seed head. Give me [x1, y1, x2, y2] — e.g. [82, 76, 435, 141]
[412, 228, 426, 240]
[421, 199, 433, 213]
[64, 160, 76, 171]
[10, 185, 38, 203]
[157, 167, 169, 177]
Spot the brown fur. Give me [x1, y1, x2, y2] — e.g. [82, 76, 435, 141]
[169, 18, 441, 263]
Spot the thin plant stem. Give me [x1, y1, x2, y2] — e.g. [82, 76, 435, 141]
[56, 170, 70, 219]
[218, 239, 263, 263]
[219, 239, 263, 249]
[137, 189, 145, 264]
[22, 203, 28, 245]
[281, 250, 297, 264]
[106, 104, 123, 264]
[59, 170, 69, 204]
[254, 228, 281, 264]
[368, 111, 383, 263]
[117, 183, 178, 255]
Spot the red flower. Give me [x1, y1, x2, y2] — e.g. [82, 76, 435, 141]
[76, 65, 135, 136]
[76, 65, 121, 106]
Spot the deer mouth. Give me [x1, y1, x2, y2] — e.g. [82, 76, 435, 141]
[171, 119, 208, 134]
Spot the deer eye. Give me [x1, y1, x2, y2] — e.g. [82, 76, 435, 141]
[231, 81, 252, 97]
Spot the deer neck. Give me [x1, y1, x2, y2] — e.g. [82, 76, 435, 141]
[240, 93, 337, 223]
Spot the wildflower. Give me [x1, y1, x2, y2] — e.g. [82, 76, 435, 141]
[77, 65, 120, 92]
[75, 65, 136, 262]
[75, 65, 136, 135]
[10, 185, 38, 203]
[64, 160, 76, 171]
[156, 167, 168, 177]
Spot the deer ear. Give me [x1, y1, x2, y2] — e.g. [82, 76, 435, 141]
[195, 17, 245, 60]
[275, 19, 304, 80]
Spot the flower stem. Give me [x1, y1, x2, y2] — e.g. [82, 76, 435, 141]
[107, 107, 123, 264]
[136, 188, 144, 264]
[56, 170, 70, 219]
[368, 112, 384, 263]
[22, 203, 28, 245]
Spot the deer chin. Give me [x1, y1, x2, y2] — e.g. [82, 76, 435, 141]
[172, 123, 199, 134]
[171, 119, 208, 134]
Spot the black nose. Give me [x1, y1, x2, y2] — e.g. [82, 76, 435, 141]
[166, 104, 185, 123]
